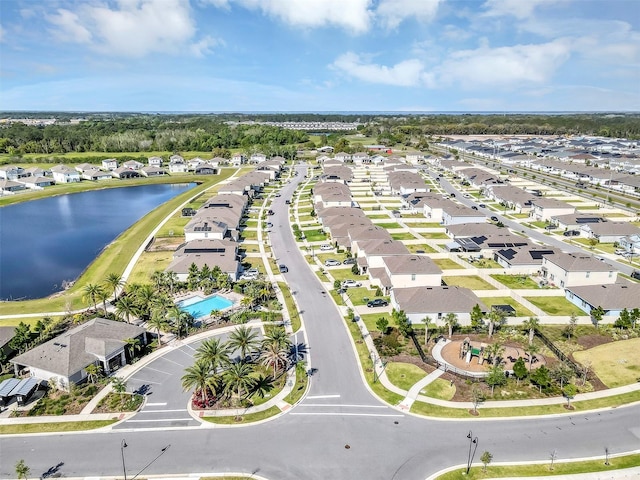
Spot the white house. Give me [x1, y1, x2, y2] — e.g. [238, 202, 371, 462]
[168, 156, 188, 173]
[123, 160, 144, 170]
[541, 253, 617, 288]
[369, 255, 442, 294]
[565, 284, 640, 320]
[50, 165, 81, 183]
[148, 156, 163, 167]
[0, 165, 25, 180]
[101, 159, 118, 171]
[530, 198, 576, 221]
[250, 153, 267, 164]
[390, 286, 486, 325]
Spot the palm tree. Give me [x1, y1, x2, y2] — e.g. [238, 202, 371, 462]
[485, 343, 505, 367]
[147, 314, 170, 347]
[522, 317, 540, 345]
[260, 341, 290, 377]
[195, 338, 231, 372]
[97, 287, 110, 313]
[104, 272, 125, 303]
[181, 361, 220, 405]
[151, 270, 166, 292]
[228, 326, 260, 361]
[443, 313, 459, 339]
[14, 460, 30, 480]
[486, 309, 504, 339]
[263, 327, 291, 351]
[115, 295, 138, 324]
[223, 362, 256, 401]
[250, 373, 275, 400]
[133, 284, 156, 319]
[83, 283, 104, 311]
[85, 363, 101, 384]
[525, 342, 539, 372]
[423, 317, 436, 345]
[125, 337, 141, 361]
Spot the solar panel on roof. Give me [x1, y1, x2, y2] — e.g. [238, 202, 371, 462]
[0, 378, 20, 397]
[9, 377, 39, 397]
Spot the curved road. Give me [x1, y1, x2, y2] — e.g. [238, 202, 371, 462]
[1, 163, 639, 479]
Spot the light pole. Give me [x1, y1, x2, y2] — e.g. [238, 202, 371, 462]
[121, 440, 128, 480]
[466, 431, 479, 474]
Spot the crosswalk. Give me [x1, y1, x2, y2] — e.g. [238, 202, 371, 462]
[292, 394, 404, 418]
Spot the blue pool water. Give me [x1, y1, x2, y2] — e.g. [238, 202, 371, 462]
[177, 295, 234, 319]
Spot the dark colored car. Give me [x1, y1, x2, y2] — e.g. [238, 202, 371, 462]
[563, 230, 580, 237]
[490, 216, 499, 222]
[267, 210, 274, 215]
[450, 193, 456, 198]
[342, 258, 357, 265]
[631, 271, 640, 280]
[471, 206, 478, 210]
[278, 264, 288, 273]
[285, 200, 291, 204]
[478, 204, 486, 208]
[367, 298, 389, 308]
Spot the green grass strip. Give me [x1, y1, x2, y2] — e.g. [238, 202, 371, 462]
[278, 282, 301, 333]
[202, 405, 281, 424]
[0, 420, 116, 434]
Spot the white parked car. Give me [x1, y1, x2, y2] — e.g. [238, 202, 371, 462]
[341, 280, 362, 288]
[319, 244, 333, 251]
[324, 259, 341, 267]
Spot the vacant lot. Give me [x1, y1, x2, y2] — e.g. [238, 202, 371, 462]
[433, 258, 463, 270]
[442, 275, 495, 290]
[574, 338, 640, 388]
[525, 296, 585, 316]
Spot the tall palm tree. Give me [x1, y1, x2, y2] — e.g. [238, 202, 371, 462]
[522, 317, 540, 345]
[423, 316, 436, 345]
[228, 326, 260, 361]
[195, 338, 231, 373]
[485, 343, 505, 367]
[263, 328, 291, 351]
[133, 284, 156, 319]
[223, 362, 255, 401]
[97, 287, 110, 313]
[443, 313, 459, 339]
[83, 283, 104, 311]
[85, 363, 101, 384]
[125, 337, 141, 360]
[104, 273, 125, 303]
[486, 309, 504, 339]
[260, 341, 289, 377]
[181, 361, 220, 405]
[250, 373, 274, 400]
[147, 314, 170, 347]
[115, 295, 138, 324]
[525, 342, 539, 372]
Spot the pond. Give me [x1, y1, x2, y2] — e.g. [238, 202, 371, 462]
[0, 183, 195, 300]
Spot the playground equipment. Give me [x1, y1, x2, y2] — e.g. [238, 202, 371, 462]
[460, 337, 486, 365]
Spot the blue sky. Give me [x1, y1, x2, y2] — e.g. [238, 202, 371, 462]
[1, 0, 639, 112]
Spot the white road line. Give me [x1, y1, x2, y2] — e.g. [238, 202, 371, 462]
[144, 367, 173, 375]
[128, 378, 162, 385]
[175, 348, 195, 358]
[126, 418, 195, 423]
[290, 412, 404, 418]
[299, 404, 388, 409]
[183, 344, 198, 352]
[306, 394, 341, 399]
[145, 402, 167, 406]
[141, 409, 187, 413]
[157, 357, 185, 367]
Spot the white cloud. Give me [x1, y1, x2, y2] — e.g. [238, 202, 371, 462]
[376, 0, 441, 29]
[210, 0, 372, 33]
[481, 0, 565, 19]
[331, 52, 431, 87]
[45, 0, 220, 58]
[189, 35, 223, 57]
[436, 39, 572, 88]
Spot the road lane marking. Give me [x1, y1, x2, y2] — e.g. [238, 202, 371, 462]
[126, 418, 194, 423]
[128, 378, 162, 385]
[157, 357, 185, 367]
[290, 412, 404, 418]
[145, 402, 167, 406]
[299, 404, 388, 408]
[141, 409, 187, 413]
[306, 394, 340, 399]
[144, 367, 173, 375]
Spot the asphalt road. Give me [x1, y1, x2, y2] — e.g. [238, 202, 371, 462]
[1, 163, 639, 480]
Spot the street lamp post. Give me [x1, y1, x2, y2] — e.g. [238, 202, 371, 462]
[121, 440, 128, 480]
[466, 431, 479, 474]
[120, 440, 171, 480]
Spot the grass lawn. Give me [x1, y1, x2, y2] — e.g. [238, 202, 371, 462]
[300, 229, 328, 242]
[385, 362, 427, 391]
[239, 228, 258, 240]
[0, 175, 228, 316]
[436, 453, 640, 480]
[572, 238, 617, 254]
[442, 276, 496, 290]
[360, 312, 393, 332]
[278, 281, 301, 333]
[490, 274, 540, 289]
[127, 251, 173, 285]
[283, 369, 309, 405]
[406, 243, 437, 253]
[203, 405, 281, 424]
[241, 257, 265, 272]
[391, 232, 419, 240]
[480, 297, 534, 317]
[433, 258, 463, 270]
[472, 258, 503, 269]
[315, 271, 330, 282]
[345, 287, 386, 306]
[297, 214, 314, 222]
[573, 338, 640, 388]
[525, 296, 586, 316]
[406, 222, 443, 228]
[0, 420, 116, 434]
[315, 252, 349, 264]
[530, 220, 549, 229]
[510, 213, 530, 219]
[366, 214, 392, 219]
[327, 268, 368, 282]
[375, 222, 403, 229]
[420, 232, 450, 240]
[420, 378, 455, 400]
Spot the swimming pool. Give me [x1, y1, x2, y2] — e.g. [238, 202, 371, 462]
[177, 295, 234, 319]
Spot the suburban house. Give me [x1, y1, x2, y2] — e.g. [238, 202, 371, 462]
[354, 239, 410, 274]
[194, 164, 219, 175]
[565, 284, 640, 319]
[541, 252, 617, 288]
[441, 204, 486, 226]
[388, 171, 428, 195]
[169, 155, 188, 173]
[101, 159, 119, 170]
[112, 166, 140, 179]
[494, 246, 559, 272]
[369, 255, 442, 294]
[19, 176, 55, 190]
[422, 197, 454, 223]
[81, 168, 114, 181]
[323, 165, 354, 183]
[74, 163, 95, 173]
[347, 226, 393, 254]
[0, 179, 27, 193]
[619, 234, 640, 254]
[458, 167, 500, 187]
[140, 166, 167, 177]
[166, 239, 240, 282]
[184, 215, 230, 242]
[445, 223, 501, 239]
[249, 153, 267, 164]
[148, 156, 163, 167]
[550, 213, 606, 231]
[231, 153, 245, 166]
[123, 160, 144, 170]
[11, 318, 147, 391]
[530, 198, 576, 221]
[580, 222, 640, 244]
[390, 286, 486, 324]
[484, 185, 536, 213]
[0, 326, 16, 357]
[50, 165, 81, 184]
[334, 152, 352, 162]
[405, 151, 425, 164]
[351, 152, 370, 165]
[313, 182, 353, 208]
[0, 165, 25, 180]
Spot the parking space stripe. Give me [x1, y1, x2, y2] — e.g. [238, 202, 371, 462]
[156, 357, 186, 367]
[144, 366, 173, 375]
[128, 378, 162, 385]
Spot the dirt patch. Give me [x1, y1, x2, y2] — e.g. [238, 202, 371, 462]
[147, 236, 183, 251]
[439, 339, 549, 373]
[576, 334, 613, 350]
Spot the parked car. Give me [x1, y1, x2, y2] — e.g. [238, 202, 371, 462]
[631, 271, 640, 280]
[614, 249, 628, 255]
[478, 204, 486, 208]
[415, 250, 425, 254]
[545, 224, 555, 230]
[342, 280, 362, 288]
[267, 222, 273, 228]
[285, 200, 291, 204]
[278, 264, 288, 273]
[463, 193, 471, 198]
[342, 258, 357, 265]
[367, 298, 388, 308]
[324, 259, 341, 267]
[267, 210, 274, 215]
[450, 193, 456, 198]
[275, 193, 281, 197]
[490, 216, 499, 222]
[563, 230, 580, 237]
[320, 244, 333, 251]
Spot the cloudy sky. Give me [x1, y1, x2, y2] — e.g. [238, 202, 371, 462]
[1, 0, 639, 112]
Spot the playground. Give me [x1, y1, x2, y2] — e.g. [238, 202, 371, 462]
[439, 337, 549, 373]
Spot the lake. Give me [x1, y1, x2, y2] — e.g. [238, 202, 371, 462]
[0, 183, 195, 300]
